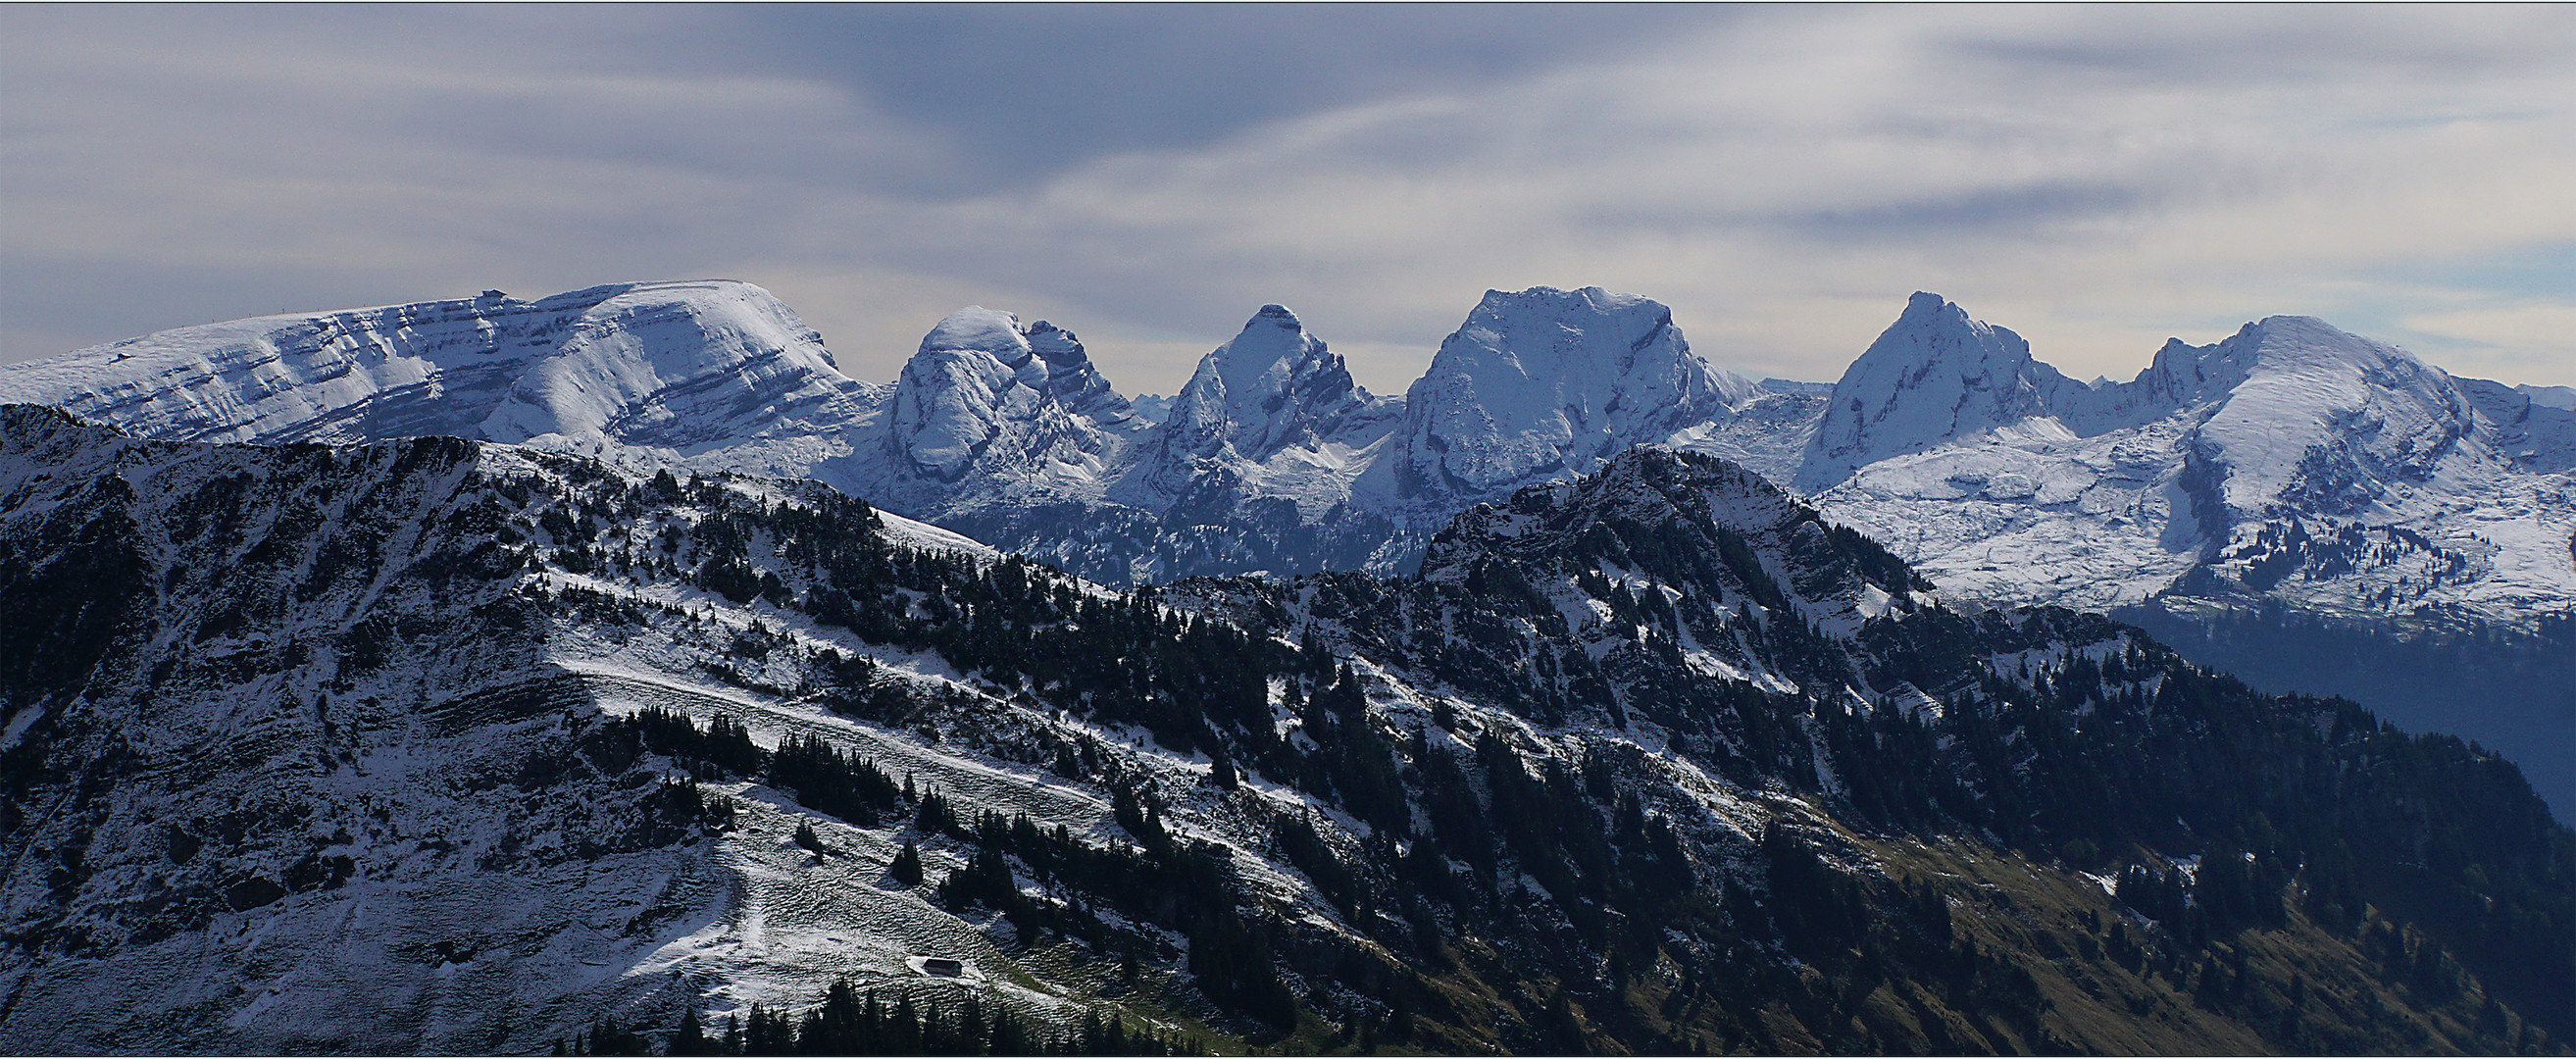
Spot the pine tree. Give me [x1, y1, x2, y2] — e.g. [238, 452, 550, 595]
[670, 1007, 714, 1056]
[891, 839, 926, 888]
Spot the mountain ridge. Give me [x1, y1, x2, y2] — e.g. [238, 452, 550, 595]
[4, 405, 2565, 1052]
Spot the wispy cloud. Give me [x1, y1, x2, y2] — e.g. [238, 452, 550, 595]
[3, 4, 2569, 391]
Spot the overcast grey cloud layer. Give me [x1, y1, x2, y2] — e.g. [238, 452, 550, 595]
[4, 4, 2571, 392]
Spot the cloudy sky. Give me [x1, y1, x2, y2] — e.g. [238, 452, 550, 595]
[4, 4, 2571, 393]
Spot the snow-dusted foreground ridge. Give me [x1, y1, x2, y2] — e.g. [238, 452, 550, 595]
[1, 405, 2568, 1053]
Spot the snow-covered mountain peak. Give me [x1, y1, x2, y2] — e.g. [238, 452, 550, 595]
[1210, 303, 1313, 399]
[1807, 298, 2570, 648]
[1399, 286, 1755, 499]
[1153, 303, 1391, 477]
[0, 279, 867, 453]
[1198, 303, 1349, 429]
[2161, 315, 2477, 519]
[2097, 315, 2448, 427]
[886, 308, 1136, 483]
[1797, 292, 2082, 491]
[477, 281, 858, 447]
[908, 307, 1134, 426]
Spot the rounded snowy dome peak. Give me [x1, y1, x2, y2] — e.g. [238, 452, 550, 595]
[1251, 304, 1301, 328]
[920, 307, 1030, 357]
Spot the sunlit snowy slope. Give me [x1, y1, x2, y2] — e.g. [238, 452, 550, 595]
[1803, 294, 2575, 628]
[1796, 296, 2576, 813]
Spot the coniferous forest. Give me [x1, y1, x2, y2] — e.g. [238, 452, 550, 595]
[0, 410, 2567, 1054]
[522, 448, 2571, 1054]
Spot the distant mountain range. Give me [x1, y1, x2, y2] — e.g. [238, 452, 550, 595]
[8, 279, 2566, 815]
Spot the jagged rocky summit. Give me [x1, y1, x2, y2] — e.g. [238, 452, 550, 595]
[2, 405, 2566, 1052]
